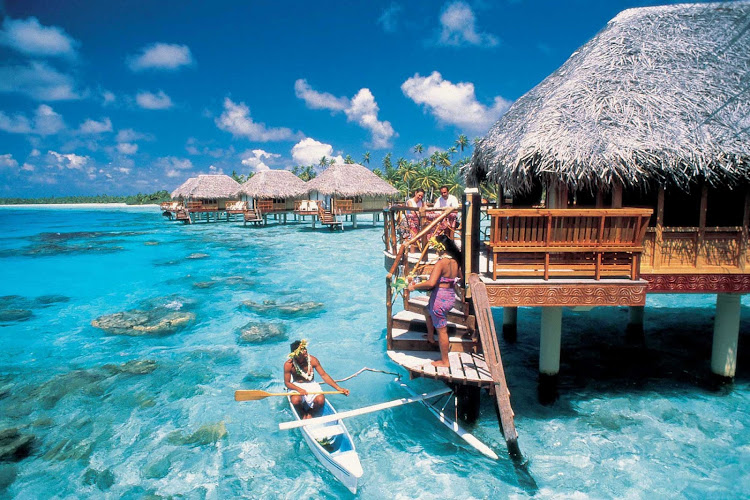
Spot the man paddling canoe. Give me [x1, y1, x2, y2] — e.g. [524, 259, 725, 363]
[284, 340, 350, 419]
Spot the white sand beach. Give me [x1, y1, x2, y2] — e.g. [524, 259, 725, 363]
[0, 203, 159, 209]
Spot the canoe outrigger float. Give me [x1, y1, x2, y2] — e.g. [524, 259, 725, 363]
[287, 396, 362, 494]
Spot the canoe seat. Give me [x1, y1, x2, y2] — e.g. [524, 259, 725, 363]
[308, 424, 346, 441]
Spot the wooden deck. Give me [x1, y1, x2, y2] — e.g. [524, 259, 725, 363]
[386, 350, 494, 386]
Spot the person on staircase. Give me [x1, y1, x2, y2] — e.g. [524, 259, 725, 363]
[407, 234, 463, 368]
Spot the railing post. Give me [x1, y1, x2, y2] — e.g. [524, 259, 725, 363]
[463, 188, 481, 293]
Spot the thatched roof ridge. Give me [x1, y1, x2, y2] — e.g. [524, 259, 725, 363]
[240, 169, 307, 198]
[172, 174, 241, 199]
[171, 177, 197, 198]
[468, 1, 750, 193]
[305, 163, 399, 197]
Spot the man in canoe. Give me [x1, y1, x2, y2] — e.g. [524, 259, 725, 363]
[284, 339, 350, 419]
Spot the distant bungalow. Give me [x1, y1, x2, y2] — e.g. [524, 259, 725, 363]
[304, 163, 399, 228]
[240, 169, 307, 224]
[168, 174, 242, 223]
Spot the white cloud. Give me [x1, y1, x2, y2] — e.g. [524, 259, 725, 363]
[291, 138, 344, 166]
[116, 167, 131, 174]
[35, 105, 66, 135]
[378, 3, 403, 33]
[0, 154, 19, 169]
[30, 149, 40, 157]
[438, 2, 498, 48]
[21, 163, 35, 172]
[294, 79, 348, 111]
[241, 149, 279, 172]
[117, 143, 138, 155]
[0, 17, 78, 58]
[128, 43, 194, 71]
[102, 90, 116, 105]
[0, 61, 82, 101]
[216, 98, 298, 142]
[0, 112, 32, 134]
[136, 90, 173, 110]
[401, 71, 510, 133]
[157, 156, 193, 178]
[79, 117, 112, 134]
[116, 128, 152, 142]
[48, 151, 88, 170]
[295, 79, 396, 149]
[0, 104, 66, 135]
[345, 89, 396, 149]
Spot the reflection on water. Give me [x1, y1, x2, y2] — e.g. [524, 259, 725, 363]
[0, 207, 746, 498]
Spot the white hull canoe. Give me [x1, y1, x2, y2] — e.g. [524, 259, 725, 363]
[288, 397, 363, 494]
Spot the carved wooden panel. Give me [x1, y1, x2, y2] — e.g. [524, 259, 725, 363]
[484, 283, 647, 307]
[644, 274, 750, 293]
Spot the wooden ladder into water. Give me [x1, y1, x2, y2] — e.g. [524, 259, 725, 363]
[467, 273, 521, 458]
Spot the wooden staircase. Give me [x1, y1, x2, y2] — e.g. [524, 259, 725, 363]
[388, 294, 478, 354]
[318, 207, 344, 229]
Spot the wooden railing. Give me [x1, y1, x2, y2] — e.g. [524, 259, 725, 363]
[383, 206, 460, 255]
[642, 226, 747, 272]
[186, 201, 218, 211]
[385, 208, 459, 345]
[333, 199, 354, 213]
[486, 208, 652, 280]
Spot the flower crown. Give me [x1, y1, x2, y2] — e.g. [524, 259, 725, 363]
[428, 236, 446, 253]
[288, 339, 308, 359]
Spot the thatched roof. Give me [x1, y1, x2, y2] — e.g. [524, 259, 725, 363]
[305, 163, 400, 197]
[171, 174, 241, 199]
[240, 169, 307, 198]
[468, 1, 750, 194]
[171, 177, 197, 199]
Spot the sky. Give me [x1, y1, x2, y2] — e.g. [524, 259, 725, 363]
[0, 0, 725, 197]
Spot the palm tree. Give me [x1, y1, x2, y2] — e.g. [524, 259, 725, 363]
[362, 151, 371, 165]
[344, 154, 355, 164]
[382, 152, 393, 170]
[438, 152, 451, 170]
[372, 167, 383, 178]
[455, 134, 469, 157]
[319, 156, 328, 168]
[415, 166, 442, 199]
[413, 144, 424, 156]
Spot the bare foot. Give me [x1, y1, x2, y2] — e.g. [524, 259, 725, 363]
[431, 360, 450, 368]
[421, 334, 436, 344]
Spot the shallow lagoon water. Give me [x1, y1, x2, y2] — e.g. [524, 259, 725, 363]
[0, 206, 747, 498]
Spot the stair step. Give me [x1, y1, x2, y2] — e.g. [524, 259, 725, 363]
[392, 310, 467, 332]
[390, 327, 478, 353]
[406, 296, 468, 324]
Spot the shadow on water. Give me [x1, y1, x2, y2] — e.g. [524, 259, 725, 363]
[494, 303, 750, 421]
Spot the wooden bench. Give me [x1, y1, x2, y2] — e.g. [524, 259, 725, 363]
[487, 208, 652, 280]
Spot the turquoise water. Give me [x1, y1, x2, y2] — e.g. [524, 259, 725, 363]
[0, 206, 747, 499]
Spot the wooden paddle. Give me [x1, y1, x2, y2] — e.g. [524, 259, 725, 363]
[235, 389, 344, 401]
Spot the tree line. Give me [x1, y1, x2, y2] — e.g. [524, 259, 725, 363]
[0, 190, 172, 205]
[232, 134, 498, 202]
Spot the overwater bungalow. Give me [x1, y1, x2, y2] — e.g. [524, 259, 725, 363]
[240, 169, 307, 224]
[304, 163, 399, 228]
[383, 1, 749, 456]
[168, 174, 242, 223]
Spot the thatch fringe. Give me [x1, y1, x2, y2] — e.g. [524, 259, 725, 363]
[467, 1, 750, 194]
[240, 170, 307, 198]
[305, 163, 400, 197]
[170, 174, 241, 199]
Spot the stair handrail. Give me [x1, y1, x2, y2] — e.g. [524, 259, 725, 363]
[467, 273, 521, 458]
[386, 207, 456, 279]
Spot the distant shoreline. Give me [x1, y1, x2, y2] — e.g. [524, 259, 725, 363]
[0, 203, 158, 209]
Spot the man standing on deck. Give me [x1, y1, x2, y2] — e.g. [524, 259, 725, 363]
[284, 340, 349, 419]
[434, 185, 459, 208]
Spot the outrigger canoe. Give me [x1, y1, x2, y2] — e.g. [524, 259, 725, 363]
[288, 396, 363, 494]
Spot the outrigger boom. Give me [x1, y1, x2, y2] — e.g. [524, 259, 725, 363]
[279, 387, 452, 430]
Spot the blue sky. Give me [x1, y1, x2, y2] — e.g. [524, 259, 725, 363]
[0, 0, 719, 197]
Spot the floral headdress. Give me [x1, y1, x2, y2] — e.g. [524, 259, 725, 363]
[288, 339, 308, 359]
[428, 236, 446, 253]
